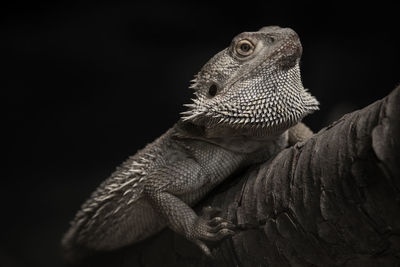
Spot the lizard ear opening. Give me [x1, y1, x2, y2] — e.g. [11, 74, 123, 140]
[207, 84, 218, 98]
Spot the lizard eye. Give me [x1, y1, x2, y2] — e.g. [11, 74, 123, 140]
[235, 39, 255, 56]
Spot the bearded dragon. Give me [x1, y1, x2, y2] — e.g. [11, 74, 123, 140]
[62, 26, 319, 261]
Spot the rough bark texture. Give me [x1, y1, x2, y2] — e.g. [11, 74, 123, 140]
[75, 86, 400, 267]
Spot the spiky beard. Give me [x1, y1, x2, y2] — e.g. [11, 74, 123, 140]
[182, 63, 319, 134]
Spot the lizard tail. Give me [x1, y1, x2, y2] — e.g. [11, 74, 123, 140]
[61, 227, 92, 265]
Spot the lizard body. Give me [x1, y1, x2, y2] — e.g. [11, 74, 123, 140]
[62, 26, 319, 261]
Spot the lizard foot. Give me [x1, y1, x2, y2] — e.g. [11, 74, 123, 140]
[190, 206, 236, 256]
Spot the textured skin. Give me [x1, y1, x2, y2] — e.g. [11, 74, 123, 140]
[62, 26, 319, 261]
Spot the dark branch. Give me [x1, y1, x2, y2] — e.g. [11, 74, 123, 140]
[78, 86, 400, 267]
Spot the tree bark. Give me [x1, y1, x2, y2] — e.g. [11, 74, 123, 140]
[78, 86, 400, 267]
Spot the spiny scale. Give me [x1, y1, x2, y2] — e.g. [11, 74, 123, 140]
[182, 61, 318, 129]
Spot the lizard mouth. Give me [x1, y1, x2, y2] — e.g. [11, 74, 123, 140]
[276, 42, 302, 70]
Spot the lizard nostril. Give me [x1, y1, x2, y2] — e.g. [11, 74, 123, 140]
[208, 84, 218, 97]
[268, 36, 275, 43]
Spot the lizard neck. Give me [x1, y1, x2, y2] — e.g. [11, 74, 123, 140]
[175, 120, 289, 154]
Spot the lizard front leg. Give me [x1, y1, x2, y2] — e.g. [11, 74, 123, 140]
[143, 159, 235, 256]
[288, 122, 314, 145]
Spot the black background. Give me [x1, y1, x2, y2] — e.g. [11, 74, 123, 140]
[2, 1, 399, 266]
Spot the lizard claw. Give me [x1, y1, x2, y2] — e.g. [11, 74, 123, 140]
[191, 226, 235, 257]
[208, 221, 236, 233]
[194, 206, 236, 240]
[189, 206, 236, 256]
[207, 216, 235, 228]
[206, 228, 235, 239]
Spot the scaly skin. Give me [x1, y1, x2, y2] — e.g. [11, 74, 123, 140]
[62, 26, 319, 261]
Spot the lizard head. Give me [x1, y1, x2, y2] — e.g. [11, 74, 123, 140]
[181, 26, 319, 136]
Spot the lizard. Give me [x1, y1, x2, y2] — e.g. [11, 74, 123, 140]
[61, 26, 319, 262]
